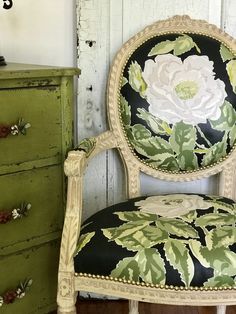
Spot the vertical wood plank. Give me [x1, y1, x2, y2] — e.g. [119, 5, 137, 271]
[223, 0, 236, 36]
[77, 0, 110, 219]
[107, 0, 126, 206]
[208, 0, 222, 27]
[122, 0, 210, 42]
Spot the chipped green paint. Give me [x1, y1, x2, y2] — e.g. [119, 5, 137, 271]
[0, 63, 79, 314]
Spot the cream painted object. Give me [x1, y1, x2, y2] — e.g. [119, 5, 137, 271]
[57, 16, 236, 314]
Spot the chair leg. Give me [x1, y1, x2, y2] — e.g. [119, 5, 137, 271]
[57, 273, 77, 314]
[129, 300, 139, 314]
[57, 293, 77, 314]
[57, 305, 77, 314]
[217, 305, 226, 314]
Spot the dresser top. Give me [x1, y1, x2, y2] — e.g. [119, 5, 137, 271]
[0, 63, 80, 79]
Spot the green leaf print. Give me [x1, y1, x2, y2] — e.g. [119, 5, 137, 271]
[120, 96, 131, 126]
[77, 138, 96, 156]
[204, 275, 235, 287]
[177, 151, 198, 171]
[169, 122, 197, 154]
[220, 44, 235, 62]
[111, 257, 140, 282]
[102, 220, 151, 251]
[201, 137, 227, 167]
[74, 232, 95, 256]
[180, 210, 197, 223]
[205, 226, 236, 250]
[189, 240, 236, 276]
[226, 60, 236, 93]
[115, 211, 158, 222]
[195, 213, 235, 228]
[147, 156, 180, 171]
[174, 35, 201, 56]
[128, 61, 147, 97]
[122, 76, 128, 86]
[135, 248, 166, 284]
[148, 35, 200, 57]
[188, 239, 211, 268]
[131, 136, 174, 161]
[156, 217, 199, 238]
[103, 221, 168, 252]
[148, 40, 175, 56]
[164, 239, 194, 286]
[229, 124, 236, 146]
[201, 248, 236, 277]
[137, 108, 172, 136]
[131, 124, 152, 140]
[209, 101, 236, 132]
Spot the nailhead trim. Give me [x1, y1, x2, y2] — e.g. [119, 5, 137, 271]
[75, 272, 236, 291]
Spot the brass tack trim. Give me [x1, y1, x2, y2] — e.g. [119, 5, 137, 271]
[75, 272, 236, 291]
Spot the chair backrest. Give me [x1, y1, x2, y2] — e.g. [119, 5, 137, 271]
[107, 15, 236, 195]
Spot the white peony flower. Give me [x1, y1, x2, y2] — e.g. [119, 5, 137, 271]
[142, 54, 227, 125]
[135, 194, 210, 218]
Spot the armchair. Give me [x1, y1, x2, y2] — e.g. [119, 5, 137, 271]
[57, 16, 236, 314]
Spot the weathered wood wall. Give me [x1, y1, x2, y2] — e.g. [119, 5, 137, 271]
[76, 0, 236, 220]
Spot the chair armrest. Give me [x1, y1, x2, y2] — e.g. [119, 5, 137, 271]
[59, 131, 118, 273]
[64, 130, 117, 178]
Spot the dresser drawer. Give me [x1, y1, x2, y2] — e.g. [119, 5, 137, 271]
[0, 239, 60, 314]
[0, 165, 64, 252]
[0, 86, 62, 167]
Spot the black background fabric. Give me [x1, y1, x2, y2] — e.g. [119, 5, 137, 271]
[74, 194, 235, 287]
[120, 33, 236, 165]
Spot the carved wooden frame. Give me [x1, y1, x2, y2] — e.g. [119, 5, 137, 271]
[57, 16, 236, 314]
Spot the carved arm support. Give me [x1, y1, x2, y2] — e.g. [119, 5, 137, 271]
[59, 131, 117, 272]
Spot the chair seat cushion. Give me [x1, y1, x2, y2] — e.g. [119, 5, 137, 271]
[74, 194, 236, 288]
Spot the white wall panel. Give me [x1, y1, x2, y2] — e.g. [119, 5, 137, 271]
[223, 0, 236, 36]
[0, 0, 76, 66]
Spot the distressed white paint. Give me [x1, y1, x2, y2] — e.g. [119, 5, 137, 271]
[77, 0, 111, 219]
[77, 0, 234, 220]
[223, 0, 236, 37]
[0, 0, 76, 66]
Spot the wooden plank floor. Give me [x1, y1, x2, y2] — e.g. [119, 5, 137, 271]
[53, 300, 236, 314]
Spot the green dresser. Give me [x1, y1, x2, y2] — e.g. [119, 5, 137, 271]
[0, 63, 79, 314]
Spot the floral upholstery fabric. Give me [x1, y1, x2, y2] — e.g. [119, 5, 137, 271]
[74, 194, 236, 288]
[120, 34, 236, 172]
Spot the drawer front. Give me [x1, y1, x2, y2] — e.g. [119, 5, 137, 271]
[0, 240, 60, 314]
[0, 165, 64, 251]
[0, 86, 62, 167]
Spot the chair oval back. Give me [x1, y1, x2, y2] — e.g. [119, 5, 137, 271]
[107, 16, 236, 180]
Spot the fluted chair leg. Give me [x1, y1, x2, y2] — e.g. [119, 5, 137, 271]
[129, 300, 139, 314]
[217, 305, 226, 314]
[57, 305, 77, 314]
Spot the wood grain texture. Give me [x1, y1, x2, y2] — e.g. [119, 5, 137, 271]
[223, 0, 236, 36]
[77, 0, 110, 220]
